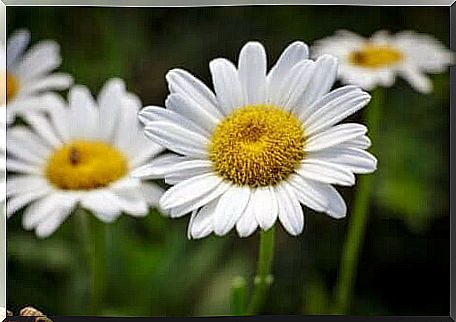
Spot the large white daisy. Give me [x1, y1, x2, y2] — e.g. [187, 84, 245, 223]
[312, 30, 454, 93]
[6, 79, 164, 238]
[6, 29, 73, 123]
[135, 41, 377, 239]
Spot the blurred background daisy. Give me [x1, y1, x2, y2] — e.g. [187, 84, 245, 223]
[5, 29, 73, 124]
[312, 29, 454, 92]
[6, 5, 453, 317]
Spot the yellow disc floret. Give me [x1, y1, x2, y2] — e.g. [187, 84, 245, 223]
[349, 44, 403, 69]
[209, 105, 305, 187]
[46, 140, 128, 190]
[6, 73, 19, 102]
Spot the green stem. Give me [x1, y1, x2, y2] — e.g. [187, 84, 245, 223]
[333, 87, 383, 314]
[247, 227, 276, 315]
[77, 209, 106, 315]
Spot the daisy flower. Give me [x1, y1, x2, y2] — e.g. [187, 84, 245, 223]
[135, 41, 377, 239]
[312, 30, 454, 93]
[1, 43, 6, 202]
[6, 29, 73, 123]
[6, 79, 164, 238]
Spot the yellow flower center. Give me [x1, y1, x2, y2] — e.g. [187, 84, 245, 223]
[6, 73, 20, 102]
[209, 105, 305, 187]
[46, 140, 128, 190]
[349, 44, 403, 68]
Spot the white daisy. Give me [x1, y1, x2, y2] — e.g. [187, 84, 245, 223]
[6, 29, 73, 123]
[135, 41, 377, 239]
[312, 30, 454, 93]
[6, 79, 165, 238]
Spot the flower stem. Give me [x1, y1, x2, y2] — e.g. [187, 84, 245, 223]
[77, 209, 106, 315]
[333, 87, 382, 314]
[247, 227, 276, 315]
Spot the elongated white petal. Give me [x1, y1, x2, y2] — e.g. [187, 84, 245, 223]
[23, 113, 62, 148]
[69, 85, 99, 139]
[236, 198, 259, 238]
[238, 41, 267, 105]
[303, 89, 371, 136]
[189, 199, 218, 239]
[297, 159, 355, 186]
[139, 105, 209, 137]
[209, 58, 244, 115]
[252, 186, 279, 230]
[144, 121, 209, 158]
[7, 188, 53, 217]
[160, 173, 223, 210]
[166, 180, 231, 218]
[7, 29, 30, 68]
[267, 41, 309, 102]
[166, 68, 221, 118]
[308, 147, 377, 174]
[276, 184, 304, 236]
[213, 186, 250, 236]
[304, 123, 368, 152]
[81, 190, 121, 222]
[166, 93, 220, 133]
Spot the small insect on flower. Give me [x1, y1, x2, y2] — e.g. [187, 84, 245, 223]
[312, 30, 454, 93]
[5, 29, 73, 124]
[6, 79, 165, 238]
[134, 41, 377, 239]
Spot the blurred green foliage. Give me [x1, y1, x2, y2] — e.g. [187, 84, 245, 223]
[6, 5, 451, 316]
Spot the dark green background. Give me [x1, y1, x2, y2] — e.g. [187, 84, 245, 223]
[7, 6, 451, 316]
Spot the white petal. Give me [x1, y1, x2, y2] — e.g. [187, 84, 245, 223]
[80, 190, 121, 223]
[22, 192, 77, 231]
[209, 58, 244, 115]
[7, 188, 52, 217]
[140, 105, 208, 137]
[308, 147, 377, 174]
[46, 93, 72, 142]
[160, 173, 222, 210]
[238, 41, 267, 105]
[304, 123, 368, 152]
[131, 154, 184, 179]
[165, 180, 231, 218]
[287, 175, 346, 218]
[144, 121, 209, 158]
[270, 59, 315, 110]
[140, 183, 164, 207]
[7, 159, 41, 175]
[15, 40, 61, 81]
[297, 159, 355, 186]
[276, 184, 304, 236]
[7, 127, 50, 164]
[21, 73, 72, 95]
[267, 41, 309, 101]
[302, 89, 371, 136]
[23, 112, 62, 148]
[400, 67, 432, 94]
[166, 93, 220, 133]
[213, 186, 250, 236]
[7, 29, 30, 68]
[252, 186, 278, 230]
[68, 85, 99, 139]
[235, 198, 259, 238]
[188, 199, 217, 239]
[97, 78, 126, 141]
[298, 54, 338, 109]
[7, 175, 49, 196]
[166, 68, 221, 119]
[112, 189, 148, 217]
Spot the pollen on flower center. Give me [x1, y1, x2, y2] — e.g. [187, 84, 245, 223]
[349, 44, 403, 68]
[209, 105, 305, 187]
[6, 73, 19, 102]
[46, 140, 128, 190]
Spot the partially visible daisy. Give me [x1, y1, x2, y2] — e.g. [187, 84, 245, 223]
[1, 43, 6, 202]
[135, 41, 377, 239]
[312, 30, 454, 93]
[6, 29, 73, 123]
[7, 79, 164, 238]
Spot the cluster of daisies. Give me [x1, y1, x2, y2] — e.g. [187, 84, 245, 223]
[2, 29, 453, 238]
